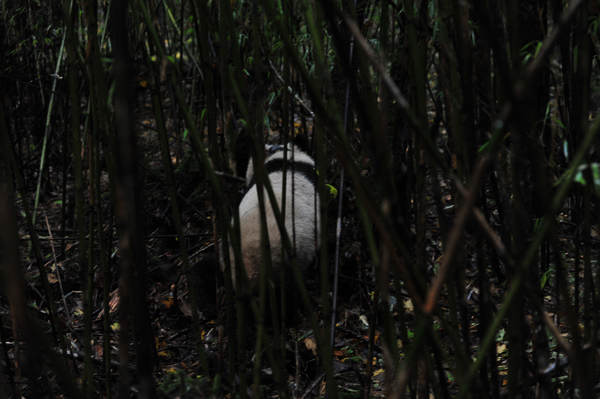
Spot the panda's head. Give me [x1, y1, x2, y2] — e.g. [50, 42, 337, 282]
[245, 143, 314, 187]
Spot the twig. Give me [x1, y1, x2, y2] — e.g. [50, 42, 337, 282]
[344, 17, 410, 112]
[331, 0, 354, 356]
[300, 372, 326, 399]
[454, 181, 507, 257]
[44, 214, 73, 328]
[268, 60, 315, 118]
[542, 310, 571, 354]
[424, 156, 489, 314]
[215, 170, 246, 183]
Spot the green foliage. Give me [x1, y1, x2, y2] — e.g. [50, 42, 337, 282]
[157, 368, 215, 397]
[590, 15, 600, 35]
[520, 40, 543, 64]
[496, 328, 505, 342]
[540, 266, 553, 289]
[555, 162, 600, 195]
[573, 162, 600, 193]
[533, 217, 543, 233]
[326, 183, 338, 198]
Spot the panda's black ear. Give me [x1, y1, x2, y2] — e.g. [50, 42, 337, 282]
[234, 132, 253, 177]
[293, 133, 310, 154]
[266, 144, 284, 154]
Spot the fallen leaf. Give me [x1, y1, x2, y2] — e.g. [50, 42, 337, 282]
[161, 297, 174, 309]
[497, 343, 507, 354]
[304, 337, 318, 356]
[359, 315, 369, 328]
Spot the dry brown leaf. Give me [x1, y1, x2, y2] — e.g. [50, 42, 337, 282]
[161, 296, 174, 309]
[304, 337, 318, 356]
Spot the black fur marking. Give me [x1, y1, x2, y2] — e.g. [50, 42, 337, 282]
[266, 144, 285, 153]
[248, 158, 317, 189]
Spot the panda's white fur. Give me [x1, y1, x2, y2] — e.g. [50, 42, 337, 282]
[230, 144, 320, 289]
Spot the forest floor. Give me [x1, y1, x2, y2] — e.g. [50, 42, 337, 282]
[12, 100, 591, 398]
[135, 121, 390, 397]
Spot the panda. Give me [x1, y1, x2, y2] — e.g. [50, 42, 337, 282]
[228, 144, 320, 291]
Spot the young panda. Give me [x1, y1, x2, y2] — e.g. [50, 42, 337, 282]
[228, 144, 320, 291]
